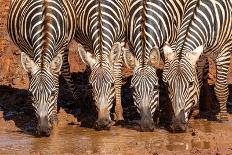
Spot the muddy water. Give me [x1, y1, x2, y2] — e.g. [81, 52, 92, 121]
[1, 118, 231, 155]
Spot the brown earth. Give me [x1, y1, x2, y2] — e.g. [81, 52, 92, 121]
[1, 0, 232, 154]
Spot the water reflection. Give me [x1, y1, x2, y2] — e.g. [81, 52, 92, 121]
[0, 121, 216, 154]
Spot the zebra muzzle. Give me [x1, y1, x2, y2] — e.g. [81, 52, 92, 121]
[36, 116, 52, 136]
[140, 109, 155, 132]
[171, 110, 187, 132]
[95, 118, 113, 131]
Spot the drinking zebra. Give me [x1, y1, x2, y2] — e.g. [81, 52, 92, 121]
[163, 0, 232, 132]
[123, 0, 186, 131]
[73, 0, 129, 130]
[7, 0, 76, 136]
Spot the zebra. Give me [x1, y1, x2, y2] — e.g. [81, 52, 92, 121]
[123, 0, 186, 131]
[73, 0, 129, 130]
[163, 0, 232, 132]
[7, 0, 77, 136]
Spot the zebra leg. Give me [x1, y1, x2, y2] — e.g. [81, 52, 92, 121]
[61, 48, 80, 106]
[114, 73, 124, 122]
[214, 46, 231, 121]
[197, 56, 211, 113]
[114, 49, 124, 123]
[197, 55, 208, 90]
[51, 73, 60, 125]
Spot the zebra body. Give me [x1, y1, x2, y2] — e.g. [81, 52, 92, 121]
[8, 0, 76, 136]
[163, 0, 232, 131]
[73, 0, 129, 130]
[123, 0, 186, 131]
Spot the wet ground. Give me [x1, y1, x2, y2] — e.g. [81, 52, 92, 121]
[1, 111, 232, 154]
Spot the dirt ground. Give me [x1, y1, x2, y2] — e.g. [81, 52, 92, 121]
[1, 0, 232, 155]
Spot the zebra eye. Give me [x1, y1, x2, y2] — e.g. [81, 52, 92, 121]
[51, 90, 56, 97]
[189, 81, 194, 87]
[154, 85, 159, 89]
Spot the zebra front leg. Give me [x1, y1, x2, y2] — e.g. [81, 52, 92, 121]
[112, 43, 124, 123]
[114, 72, 124, 123]
[197, 56, 211, 113]
[215, 48, 231, 121]
[61, 48, 80, 106]
[197, 55, 208, 90]
[50, 73, 60, 127]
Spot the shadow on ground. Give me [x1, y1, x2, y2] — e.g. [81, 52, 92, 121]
[0, 69, 232, 135]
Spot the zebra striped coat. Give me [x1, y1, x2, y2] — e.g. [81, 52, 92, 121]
[123, 0, 186, 131]
[163, 0, 232, 129]
[7, 0, 76, 136]
[72, 0, 129, 130]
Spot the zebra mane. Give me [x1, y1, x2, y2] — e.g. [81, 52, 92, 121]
[97, 0, 103, 67]
[41, 0, 50, 68]
[178, 0, 201, 61]
[141, 0, 147, 68]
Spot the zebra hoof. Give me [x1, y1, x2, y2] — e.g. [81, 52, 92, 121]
[217, 113, 229, 122]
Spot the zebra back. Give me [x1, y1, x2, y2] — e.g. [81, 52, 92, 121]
[176, 0, 232, 55]
[74, 0, 127, 62]
[126, 0, 186, 66]
[8, 0, 76, 64]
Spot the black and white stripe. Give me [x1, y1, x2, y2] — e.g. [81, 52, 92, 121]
[124, 0, 186, 131]
[163, 0, 232, 129]
[7, 0, 76, 135]
[73, 0, 129, 129]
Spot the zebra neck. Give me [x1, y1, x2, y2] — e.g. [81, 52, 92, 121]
[141, 0, 147, 67]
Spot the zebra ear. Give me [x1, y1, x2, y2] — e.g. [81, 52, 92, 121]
[78, 44, 96, 68]
[21, 52, 38, 74]
[122, 47, 139, 69]
[149, 47, 160, 67]
[50, 54, 63, 73]
[163, 43, 175, 61]
[186, 45, 204, 66]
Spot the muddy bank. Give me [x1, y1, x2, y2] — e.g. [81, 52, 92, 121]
[1, 110, 232, 155]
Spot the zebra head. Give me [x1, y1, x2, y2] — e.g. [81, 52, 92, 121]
[21, 52, 63, 136]
[78, 43, 123, 130]
[163, 44, 203, 132]
[123, 48, 160, 132]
